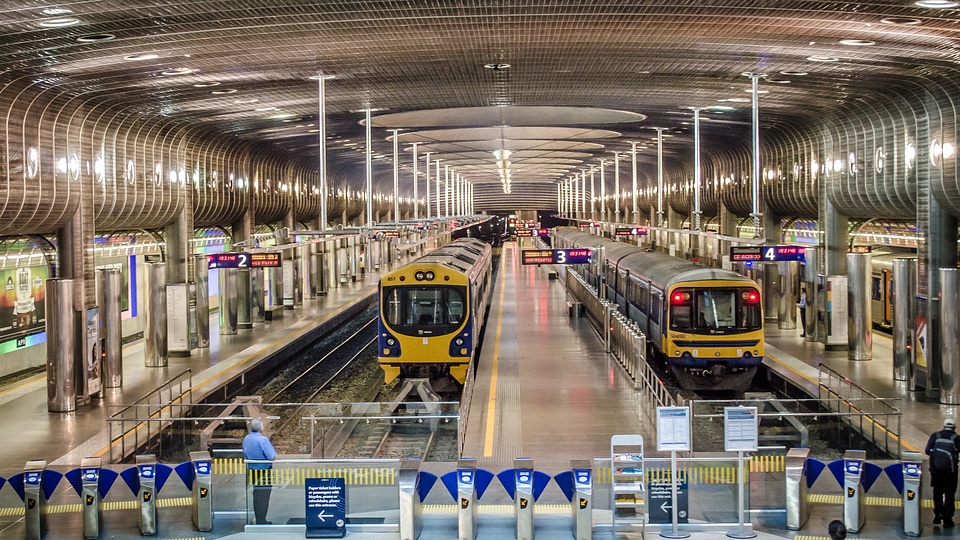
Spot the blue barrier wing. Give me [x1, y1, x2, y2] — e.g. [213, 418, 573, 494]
[826, 459, 845, 487]
[496, 469, 515, 499]
[475, 469, 495, 499]
[155, 463, 174, 493]
[805, 458, 826, 489]
[64, 468, 82, 497]
[119, 466, 140, 496]
[8, 474, 24, 501]
[99, 469, 119, 499]
[532, 471, 551, 500]
[553, 471, 574, 502]
[41, 470, 62, 501]
[174, 462, 195, 491]
[884, 463, 904, 494]
[861, 462, 884, 493]
[418, 471, 438, 502]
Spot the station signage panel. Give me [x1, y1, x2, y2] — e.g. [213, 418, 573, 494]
[521, 248, 592, 265]
[305, 477, 346, 538]
[537, 228, 550, 237]
[382, 231, 401, 238]
[207, 252, 282, 269]
[515, 229, 535, 237]
[729, 245, 806, 262]
[615, 227, 649, 236]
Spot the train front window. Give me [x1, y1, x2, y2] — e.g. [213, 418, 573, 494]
[382, 285, 467, 336]
[669, 288, 761, 333]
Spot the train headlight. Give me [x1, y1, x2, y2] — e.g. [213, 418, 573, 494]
[415, 271, 425, 281]
[454, 337, 464, 346]
[386, 338, 396, 346]
[425, 271, 435, 280]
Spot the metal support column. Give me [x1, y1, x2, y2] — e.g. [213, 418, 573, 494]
[194, 255, 210, 348]
[99, 269, 123, 387]
[847, 252, 873, 361]
[219, 268, 239, 335]
[940, 267, 960, 404]
[144, 262, 168, 367]
[46, 278, 76, 411]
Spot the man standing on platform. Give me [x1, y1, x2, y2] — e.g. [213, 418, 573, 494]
[926, 418, 960, 527]
[243, 417, 277, 525]
[796, 287, 808, 337]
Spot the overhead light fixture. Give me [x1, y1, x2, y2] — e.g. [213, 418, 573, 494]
[780, 70, 808, 76]
[881, 17, 921, 25]
[806, 56, 839, 62]
[839, 39, 875, 46]
[161, 67, 194, 76]
[41, 7, 73, 15]
[235, 98, 259, 104]
[193, 81, 220, 87]
[211, 88, 237, 94]
[38, 17, 79, 28]
[77, 34, 115, 43]
[484, 63, 511, 70]
[915, 0, 958, 7]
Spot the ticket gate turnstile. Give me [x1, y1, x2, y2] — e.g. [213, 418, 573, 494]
[81, 457, 102, 539]
[514, 458, 535, 540]
[842, 450, 866, 533]
[137, 454, 158, 535]
[457, 458, 478, 540]
[571, 459, 592, 540]
[191, 451, 213, 532]
[23, 460, 46, 540]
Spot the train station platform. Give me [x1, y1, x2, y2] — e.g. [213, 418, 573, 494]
[0, 240, 949, 539]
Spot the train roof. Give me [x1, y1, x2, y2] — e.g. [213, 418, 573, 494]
[396, 238, 491, 275]
[554, 227, 756, 290]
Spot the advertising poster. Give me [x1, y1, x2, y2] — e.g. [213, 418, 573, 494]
[0, 265, 48, 343]
[86, 307, 101, 397]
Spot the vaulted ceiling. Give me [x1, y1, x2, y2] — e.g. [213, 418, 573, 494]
[6, 1, 960, 194]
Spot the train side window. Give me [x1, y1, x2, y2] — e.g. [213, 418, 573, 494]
[650, 294, 661, 324]
[639, 284, 649, 314]
[871, 277, 882, 301]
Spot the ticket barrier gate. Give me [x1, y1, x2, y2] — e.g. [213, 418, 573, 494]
[81, 457, 102, 540]
[24, 460, 47, 540]
[571, 460, 592, 540]
[514, 458, 535, 540]
[842, 450, 866, 533]
[784, 448, 809, 530]
[901, 451, 923, 537]
[138, 454, 158, 536]
[458, 459, 478, 540]
[191, 451, 213, 532]
[399, 458, 422, 540]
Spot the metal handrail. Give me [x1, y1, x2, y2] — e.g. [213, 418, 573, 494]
[817, 363, 902, 458]
[106, 369, 193, 463]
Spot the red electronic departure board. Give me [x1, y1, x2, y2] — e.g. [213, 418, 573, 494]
[521, 249, 593, 265]
[208, 252, 281, 269]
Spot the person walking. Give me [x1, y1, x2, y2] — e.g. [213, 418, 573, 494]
[797, 287, 808, 337]
[242, 417, 277, 525]
[926, 418, 960, 527]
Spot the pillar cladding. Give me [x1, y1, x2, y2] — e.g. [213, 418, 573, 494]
[940, 268, 960, 404]
[802, 247, 819, 342]
[144, 262, 168, 367]
[219, 268, 239, 335]
[762, 263, 780, 323]
[46, 278, 76, 412]
[892, 258, 916, 383]
[778, 261, 799, 330]
[99, 268, 123, 388]
[194, 255, 210, 348]
[847, 252, 872, 361]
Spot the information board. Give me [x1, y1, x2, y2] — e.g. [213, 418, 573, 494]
[648, 476, 689, 524]
[208, 252, 281, 269]
[730, 245, 806, 262]
[723, 406, 759, 452]
[521, 249, 592, 265]
[515, 229, 535, 237]
[615, 227, 649, 236]
[656, 406, 691, 452]
[305, 477, 346, 538]
[730, 246, 762, 261]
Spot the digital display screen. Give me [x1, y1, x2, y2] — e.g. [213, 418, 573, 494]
[521, 249, 593, 265]
[208, 252, 282, 269]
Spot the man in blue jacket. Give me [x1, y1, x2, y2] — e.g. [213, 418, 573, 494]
[242, 417, 277, 525]
[926, 418, 960, 528]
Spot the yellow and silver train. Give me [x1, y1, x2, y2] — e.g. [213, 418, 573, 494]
[555, 227, 764, 391]
[378, 238, 493, 391]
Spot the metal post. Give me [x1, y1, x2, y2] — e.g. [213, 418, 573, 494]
[445, 166, 451, 217]
[318, 74, 329, 232]
[412, 142, 420, 221]
[194, 254, 210, 348]
[749, 73, 763, 237]
[237, 268, 252, 329]
[365, 108, 373, 227]
[693, 108, 702, 231]
[392, 129, 400, 222]
[847, 252, 873, 361]
[46, 278, 76, 412]
[100, 269, 123, 387]
[219, 268, 239, 335]
[590, 167, 596, 220]
[600, 160, 607, 221]
[614, 152, 621, 222]
[940, 267, 960, 403]
[144, 262, 167, 367]
[424, 151, 432, 220]
[657, 127, 665, 226]
[631, 142, 639, 223]
[893, 258, 917, 382]
[435, 159, 442, 219]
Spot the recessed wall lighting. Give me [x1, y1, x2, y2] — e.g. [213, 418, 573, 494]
[193, 81, 220, 87]
[77, 34, 115, 43]
[255, 107, 278, 112]
[766, 79, 792, 84]
[124, 53, 159, 61]
[235, 98, 259, 104]
[839, 39, 875, 46]
[483, 63, 511, 70]
[161, 67, 194, 76]
[41, 7, 73, 15]
[744, 89, 769, 93]
[807, 56, 839, 62]
[211, 89, 237, 94]
[780, 70, 808, 76]
[882, 17, 922, 25]
[38, 17, 79, 28]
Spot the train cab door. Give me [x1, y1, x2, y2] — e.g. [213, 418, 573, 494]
[882, 269, 893, 326]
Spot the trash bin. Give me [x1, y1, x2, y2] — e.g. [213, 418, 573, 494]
[81, 457, 102, 540]
[901, 451, 922, 537]
[842, 449, 866, 533]
[785, 448, 809, 530]
[191, 451, 213, 532]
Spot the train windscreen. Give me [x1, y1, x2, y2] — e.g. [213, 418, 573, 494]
[382, 285, 467, 336]
[668, 287, 761, 334]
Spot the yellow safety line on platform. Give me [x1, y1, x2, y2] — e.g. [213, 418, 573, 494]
[483, 249, 509, 457]
[765, 352, 919, 453]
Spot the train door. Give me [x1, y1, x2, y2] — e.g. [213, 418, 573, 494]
[883, 269, 893, 326]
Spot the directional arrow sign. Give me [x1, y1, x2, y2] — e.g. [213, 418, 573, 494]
[648, 477, 688, 524]
[305, 477, 345, 538]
